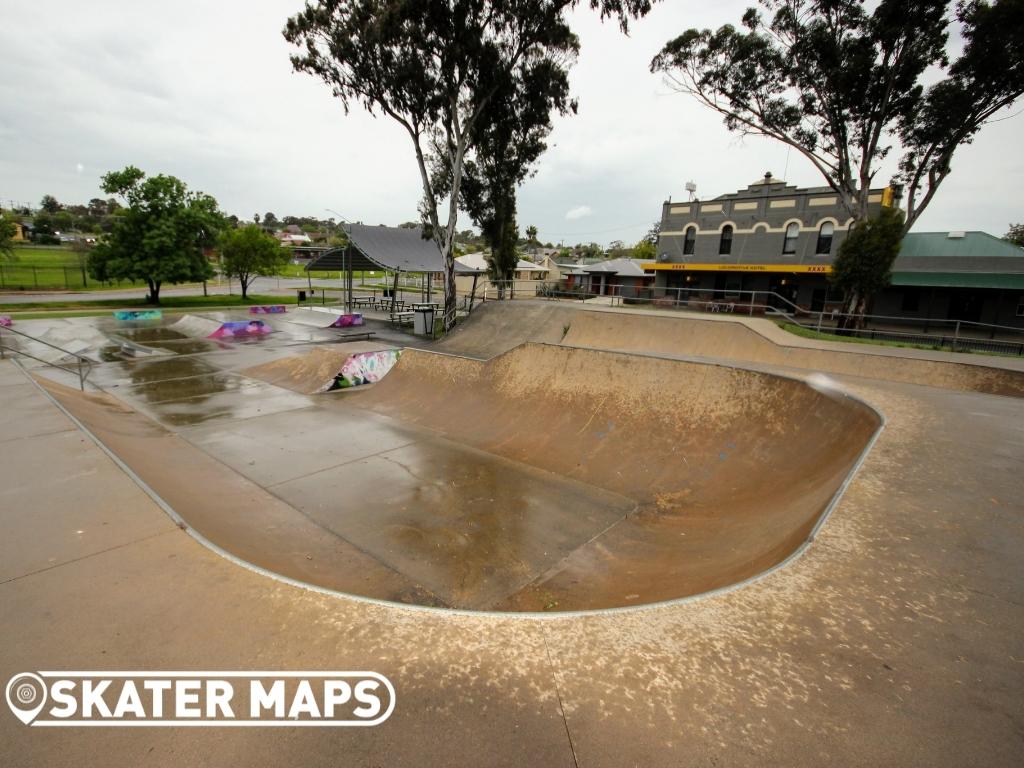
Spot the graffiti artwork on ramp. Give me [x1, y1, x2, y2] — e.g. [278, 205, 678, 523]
[328, 313, 365, 328]
[207, 320, 272, 339]
[113, 310, 162, 321]
[331, 348, 401, 389]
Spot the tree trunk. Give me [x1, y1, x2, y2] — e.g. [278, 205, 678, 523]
[240, 277, 249, 300]
[838, 289, 868, 332]
[147, 279, 161, 304]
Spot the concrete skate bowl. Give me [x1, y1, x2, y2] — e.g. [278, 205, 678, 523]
[439, 302, 1024, 398]
[34, 342, 881, 613]
[334, 343, 883, 611]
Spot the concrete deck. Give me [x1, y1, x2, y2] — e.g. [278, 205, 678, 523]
[2, 305, 1023, 765]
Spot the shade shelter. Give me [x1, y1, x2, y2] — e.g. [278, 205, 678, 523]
[306, 224, 484, 314]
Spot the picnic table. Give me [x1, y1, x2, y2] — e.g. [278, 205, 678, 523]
[389, 310, 414, 327]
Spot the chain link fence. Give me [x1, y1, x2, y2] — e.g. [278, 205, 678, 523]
[0, 263, 147, 291]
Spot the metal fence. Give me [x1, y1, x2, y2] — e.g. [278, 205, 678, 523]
[0, 263, 146, 291]
[525, 281, 1024, 357]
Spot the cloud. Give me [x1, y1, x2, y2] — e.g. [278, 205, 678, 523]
[0, 0, 1018, 245]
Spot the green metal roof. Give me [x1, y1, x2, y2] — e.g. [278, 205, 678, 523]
[890, 271, 1024, 289]
[899, 231, 1024, 259]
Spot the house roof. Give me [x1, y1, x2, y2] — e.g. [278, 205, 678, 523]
[455, 252, 547, 272]
[580, 258, 652, 276]
[899, 231, 1024, 261]
[893, 232, 1024, 281]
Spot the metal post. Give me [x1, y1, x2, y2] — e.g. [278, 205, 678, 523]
[468, 273, 479, 312]
[953, 320, 960, 352]
[750, 291, 756, 316]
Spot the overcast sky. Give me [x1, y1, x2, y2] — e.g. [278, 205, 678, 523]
[1, 1, 1021, 246]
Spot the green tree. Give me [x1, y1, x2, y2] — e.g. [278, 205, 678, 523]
[829, 207, 905, 323]
[1005, 223, 1024, 248]
[0, 211, 16, 261]
[632, 238, 656, 261]
[444, 33, 575, 298]
[285, 0, 654, 328]
[31, 212, 60, 245]
[88, 166, 223, 303]
[40, 194, 61, 214]
[220, 224, 287, 299]
[526, 225, 539, 245]
[652, 0, 1024, 318]
[263, 211, 279, 228]
[643, 219, 660, 246]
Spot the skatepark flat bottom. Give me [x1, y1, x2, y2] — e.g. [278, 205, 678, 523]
[36, 339, 881, 612]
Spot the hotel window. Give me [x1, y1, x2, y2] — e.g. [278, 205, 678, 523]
[719, 225, 733, 255]
[815, 222, 834, 254]
[683, 226, 696, 255]
[782, 222, 799, 255]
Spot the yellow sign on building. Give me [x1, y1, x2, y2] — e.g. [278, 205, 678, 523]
[642, 262, 832, 274]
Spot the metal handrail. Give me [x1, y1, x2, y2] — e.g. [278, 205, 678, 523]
[0, 325, 93, 390]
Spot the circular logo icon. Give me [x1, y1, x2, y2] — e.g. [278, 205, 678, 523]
[6, 673, 48, 725]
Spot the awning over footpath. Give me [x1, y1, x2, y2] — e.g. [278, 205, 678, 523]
[308, 224, 484, 274]
[890, 272, 1024, 290]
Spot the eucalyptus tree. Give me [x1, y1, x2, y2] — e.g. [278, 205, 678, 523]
[284, 0, 654, 329]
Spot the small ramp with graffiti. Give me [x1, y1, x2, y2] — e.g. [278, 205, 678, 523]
[240, 344, 400, 394]
[169, 314, 273, 339]
[288, 306, 366, 330]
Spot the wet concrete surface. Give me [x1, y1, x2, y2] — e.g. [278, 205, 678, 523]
[19, 311, 882, 612]
[4, 304, 1024, 766]
[268, 423, 635, 610]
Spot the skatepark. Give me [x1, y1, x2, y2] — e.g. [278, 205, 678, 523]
[2, 300, 1023, 765]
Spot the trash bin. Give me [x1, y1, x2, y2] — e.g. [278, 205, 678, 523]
[297, 289, 306, 303]
[413, 305, 435, 335]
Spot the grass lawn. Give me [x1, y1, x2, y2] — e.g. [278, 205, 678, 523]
[8, 245, 81, 265]
[3, 247, 151, 291]
[0, 294, 287, 318]
[276, 264, 386, 280]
